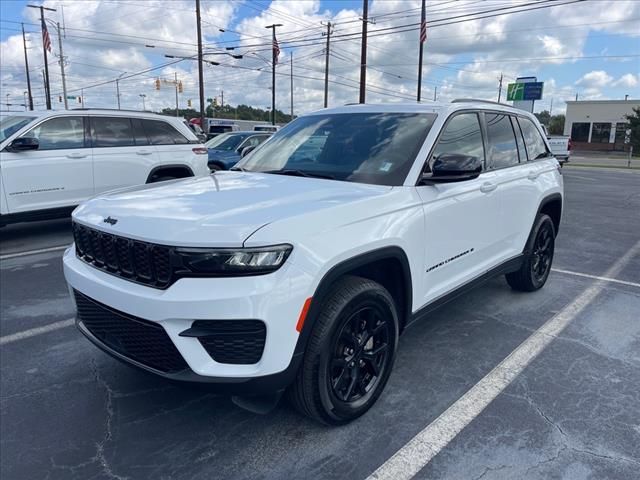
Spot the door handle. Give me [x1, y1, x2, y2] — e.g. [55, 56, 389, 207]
[66, 152, 88, 159]
[480, 182, 497, 193]
[136, 150, 153, 155]
[527, 170, 539, 180]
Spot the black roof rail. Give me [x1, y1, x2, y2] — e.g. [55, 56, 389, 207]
[451, 98, 511, 107]
[70, 108, 158, 114]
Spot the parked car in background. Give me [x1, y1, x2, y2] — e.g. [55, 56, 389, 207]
[65, 101, 563, 424]
[253, 124, 281, 133]
[205, 119, 239, 139]
[205, 131, 271, 171]
[541, 124, 571, 165]
[0, 109, 209, 226]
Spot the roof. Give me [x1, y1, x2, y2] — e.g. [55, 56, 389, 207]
[308, 100, 534, 118]
[1, 109, 184, 120]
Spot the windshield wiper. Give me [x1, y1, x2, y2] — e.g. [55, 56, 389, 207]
[263, 169, 335, 180]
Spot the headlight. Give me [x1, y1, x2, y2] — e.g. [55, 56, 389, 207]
[176, 244, 292, 275]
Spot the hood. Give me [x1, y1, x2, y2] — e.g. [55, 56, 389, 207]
[72, 172, 391, 247]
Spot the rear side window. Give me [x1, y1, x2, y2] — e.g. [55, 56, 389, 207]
[428, 112, 485, 172]
[92, 117, 135, 147]
[518, 117, 549, 160]
[143, 120, 189, 145]
[485, 113, 518, 169]
[22, 116, 85, 150]
[131, 118, 150, 145]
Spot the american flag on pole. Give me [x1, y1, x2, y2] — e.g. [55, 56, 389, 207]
[273, 35, 280, 65]
[419, 16, 427, 44]
[41, 17, 52, 53]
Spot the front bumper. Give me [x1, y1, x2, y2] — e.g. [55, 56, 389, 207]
[63, 245, 314, 391]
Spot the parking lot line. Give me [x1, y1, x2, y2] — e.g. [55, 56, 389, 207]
[0, 245, 69, 261]
[367, 239, 640, 480]
[551, 268, 640, 288]
[0, 318, 75, 346]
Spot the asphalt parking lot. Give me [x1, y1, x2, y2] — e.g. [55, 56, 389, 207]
[1, 166, 639, 480]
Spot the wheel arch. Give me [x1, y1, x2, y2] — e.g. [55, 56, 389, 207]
[294, 246, 413, 355]
[537, 193, 562, 236]
[145, 164, 194, 183]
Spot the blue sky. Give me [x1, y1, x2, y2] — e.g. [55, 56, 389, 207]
[1, 0, 638, 114]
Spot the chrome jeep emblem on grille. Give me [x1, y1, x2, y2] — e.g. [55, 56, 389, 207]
[103, 216, 118, 226]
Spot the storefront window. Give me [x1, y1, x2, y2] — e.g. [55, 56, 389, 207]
[570, 122, 590, 142]
[591, 123, 611, 143]
[615, 123, 629, 143]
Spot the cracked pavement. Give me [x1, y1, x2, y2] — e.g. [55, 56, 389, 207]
[2, 167, 639, 479]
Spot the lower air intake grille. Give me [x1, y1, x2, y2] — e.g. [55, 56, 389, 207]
[74, 290, 189, 374]
[191, 320, 266, 365]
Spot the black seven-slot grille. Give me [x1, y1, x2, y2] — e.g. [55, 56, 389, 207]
[74, 290, 189, 374]
[73, 222, 173, 289]
[190, 320, 267, 365]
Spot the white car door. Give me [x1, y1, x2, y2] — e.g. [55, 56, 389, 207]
[1, 115, 93, 213]
[416, 111, 504, 305]
[91, 116, 156, 194]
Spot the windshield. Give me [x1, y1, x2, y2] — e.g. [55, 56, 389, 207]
[0, 115, 37, 142]
[236, 112, 437, 186]
[205, 133, 249, 151]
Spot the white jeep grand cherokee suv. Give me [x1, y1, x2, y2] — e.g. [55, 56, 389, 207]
[63, 101, 563, 424]
[0, 109, 209, 226]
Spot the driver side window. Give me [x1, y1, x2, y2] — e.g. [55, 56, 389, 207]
[427, 113, 485, 173]
[22, 116, 85, 150]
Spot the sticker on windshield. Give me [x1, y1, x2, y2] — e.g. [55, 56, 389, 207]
[380, 162, 393, 172]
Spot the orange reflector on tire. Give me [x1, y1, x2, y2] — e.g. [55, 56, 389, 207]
[296, 297, 312, 332]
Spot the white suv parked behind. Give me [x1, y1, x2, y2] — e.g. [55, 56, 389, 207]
[64, 101, 563, 424]
[0, 109, 209, 226]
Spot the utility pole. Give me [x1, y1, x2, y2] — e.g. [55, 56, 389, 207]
[116, 79, 121, 109]
[550, 97, 553, 116]
[575, 93, 579, 101]
[139, 93, 146, 111]
[433, 86, 437, 102]
[359, 0, 369, 104]
[417, 0, 426, 102]
[497, 73, 503, 103]
[175, 72, 179, 117]
[56, 22, 68, 109]
[41, 70, 47, 107]
[323, 22, 332, 108]
[290, 51, 294, 120]
[21, 23, 33, 110]
[266, 23, 283, 125]
[221, 90, 224, 108]
[195, 0, 205, 129]
[80, 88, 85, 107]
[28, 4, 56, 110]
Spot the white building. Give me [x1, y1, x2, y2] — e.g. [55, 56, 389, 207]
[564, 99, 639, 151]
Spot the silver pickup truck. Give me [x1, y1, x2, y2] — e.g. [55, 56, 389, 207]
[541, 125, 571, 165]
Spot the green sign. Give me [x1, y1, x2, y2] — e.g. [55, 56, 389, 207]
[66, 95, 77, 100]
[506, 83, 524, 101]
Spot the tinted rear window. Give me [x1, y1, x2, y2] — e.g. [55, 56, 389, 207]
[92, 117, 135, 147]
[142, 120, 189, 145]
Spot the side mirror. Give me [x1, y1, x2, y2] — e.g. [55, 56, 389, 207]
[8, 137, 39, 152]
[241, 145, 256, 158]
[422, 153, 482, 184]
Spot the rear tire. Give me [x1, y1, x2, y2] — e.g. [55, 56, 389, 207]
[288, 275, 399, 425]
[506, 213, 555, 292]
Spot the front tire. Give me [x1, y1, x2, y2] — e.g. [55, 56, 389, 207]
[289, 276, 399, 425]
[506, 213, 556, 292]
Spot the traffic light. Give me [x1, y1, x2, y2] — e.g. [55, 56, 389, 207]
[78, 96, 82, 104]
[187, 99, 192, 107]
[155, 78, 161, 90]
[58, 95, 62, 102]
[178, 81, 183, 93]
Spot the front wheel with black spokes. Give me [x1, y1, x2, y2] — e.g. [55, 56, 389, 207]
[289, 276, 399, 425]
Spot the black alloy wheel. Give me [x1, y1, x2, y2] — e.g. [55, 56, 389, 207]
[531, 222, 554, 284]
[329, 305, 392, 405]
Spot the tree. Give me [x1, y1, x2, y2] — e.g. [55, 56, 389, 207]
[625, 106, 640, 153]
[548, 114, 565, 135]
[535, 110, 551, 126]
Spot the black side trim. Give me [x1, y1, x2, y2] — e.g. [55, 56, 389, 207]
[145, 164, 194, 183]
[0, 206, 75, 226]
[407, 254, 524, 327]
[294, 246, 412, 355]
[536, 193, 562, 236]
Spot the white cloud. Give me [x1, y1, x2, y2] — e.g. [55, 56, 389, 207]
[576, 70, 614, 88]
[612, 73, 639, 88]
